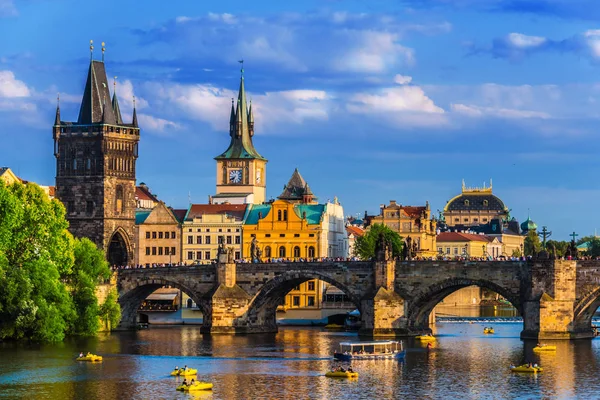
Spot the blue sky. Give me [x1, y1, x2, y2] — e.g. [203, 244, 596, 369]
[1, 0, 600, 239]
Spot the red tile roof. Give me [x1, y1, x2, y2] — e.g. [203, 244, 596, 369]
[48, 186, 56, 197]
[136, 185, 159, 202]
[402, 206, 426, 218]
[186, 204, 248, 221]
[437, 232, 491, 242]
[346, 225, 365, 237]
[171, 209, 187, 223]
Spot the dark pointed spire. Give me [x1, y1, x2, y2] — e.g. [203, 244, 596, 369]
[111, 77, 123, 124]
[278, 168, 316, 202]
[248, 99, 254, 137]
[77, 60, 117, 125]
[229, 97, 235, 137]
[132, 96, 138, 127]
[214, 64, 265, 161]
[54, 93, 61, 126]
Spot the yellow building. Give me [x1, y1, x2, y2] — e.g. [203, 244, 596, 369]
[135, 202, 182, 266]
[0, 167, 20, 185]
[212, 69, 267, 205]
[436, 232, 495, 258]
[368, 200, 437, 258]
[181, 204, 247, 264]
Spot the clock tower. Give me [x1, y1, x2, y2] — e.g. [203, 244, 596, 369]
[213, 66, 267, 204]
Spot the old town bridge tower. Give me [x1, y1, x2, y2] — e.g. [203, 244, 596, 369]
[53, 50, 139, 266]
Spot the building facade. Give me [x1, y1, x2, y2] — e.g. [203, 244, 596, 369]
[443, 180, 508, 228]
[212, 69, 267, 205]
[436, 232, 501, 259]
[368, 200, 437, 258]
[135, 202, 182, 266]
[181, 204, 247, 264]
[53, 57, 140, 266]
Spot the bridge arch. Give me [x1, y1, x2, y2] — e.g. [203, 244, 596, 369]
[245, 270, 362, 332]
[406, 277, 522, 330]
[118, 278, 208, 329]
[573, 287, 600, 332]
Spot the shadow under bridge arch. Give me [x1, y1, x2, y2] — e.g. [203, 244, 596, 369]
[245, 270, 362, 331]
[118, 278, 209, 329]
[406, 278, 522, 330]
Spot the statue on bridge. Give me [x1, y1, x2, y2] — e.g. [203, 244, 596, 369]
[375, 232, 392, 261]
[250, 236, 259, 262]
[218, 235, 227, 255]
[227, 247, 235, 263]
[403, 237, 411, 260]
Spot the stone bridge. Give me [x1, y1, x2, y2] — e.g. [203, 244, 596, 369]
[116, 259, 600, 340]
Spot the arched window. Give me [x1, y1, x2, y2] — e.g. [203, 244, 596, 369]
[293, 246, 300, 258]
[186, 298, 193, 308]
[277, 210, 282, 221]
[279, 246, 286, 258]
[264, 246, 272, 258]
[115, 185, 124, 214]
[308, 246, 315, 258]
[464, 199, 470, 206]
[283, 210, 288, 221]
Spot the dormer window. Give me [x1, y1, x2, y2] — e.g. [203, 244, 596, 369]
[483, 200, 488, 206]
[464, 199, 470, 206]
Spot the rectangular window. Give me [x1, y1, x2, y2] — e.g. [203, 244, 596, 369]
[235, 251, 240, 259]
[187, 251, 193, 260]
[197, 251, 202, 260]
[446, 247, 450, 255]
[152, 247, 157, 255]
[294, 233, 300, 238]
[462, 247, 467, 255]
[227, 228, 231, 232]
[146, 232, 150, 239]
[158, 247, 163, 255]
[218, 228, 222, 232]
[171, 247, 176, 256]
[158, 232, 163, 239]
[145, 247, 150, 256]
[236, 228, 240, 232]
[206, 236, 211, 244]
[164, 231, 169, 238]
[309, 234, 315, 237]
[226, 236, 232, 244]
[307, 296, 315, 307]
[437, 247, 442, 253]
[152, 232, 157, 239]
[454, 247, 459, 255]
[206, 229, 210, 232]
[171, 232, 176, 239]
[188, 228, 192, 232]
[265, 234, 271, 238]
[205, 251, 210, 260]
[308, 281, 315, 291]
[196, 236, 202, 244]
[187, 236, 193, 244]
[279, 234, 285, 238]
[293, 296, 300, 307]
[197, 228, 201, 232]
[235, 236, 241, 244]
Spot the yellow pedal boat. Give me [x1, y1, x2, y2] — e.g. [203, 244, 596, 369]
[484, 328, 495, 334]
[76, 354, 102, 362]
[511, 365, 543, 373]
[325, 371, 359, 378]
[176, 382, 213, 391]
[171, 368, 198, 376]
[415, 335, 436, 342]
[533, 345, 556, 352]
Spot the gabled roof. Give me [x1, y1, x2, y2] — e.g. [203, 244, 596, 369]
[136, 185, 159, 203]
[184, 204, 248, 221]
[437, 232, 491, 243]
[278, 168, 315, 201]
[171, 209, 187, 223]
[135, 210, 151, 225]
[402, 206, 427, 218]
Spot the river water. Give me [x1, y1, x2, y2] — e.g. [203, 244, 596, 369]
[1, 322, 600, 400]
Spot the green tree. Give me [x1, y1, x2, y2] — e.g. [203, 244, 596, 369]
[524, 230, 542, 257]
[354, 223, 403, 260]
[586, 237, 600, 258]
[0, 181, 75, 342]
[66, 238, 112, 336]
[99, 288, 121, 331]
[511, 248, 521, 257]
[546, 240, 570, 258]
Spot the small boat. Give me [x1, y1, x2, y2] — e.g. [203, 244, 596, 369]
[324, 324, 344, 330]
[333, 340, 404, 361]
[533, 345, 556, 352]
[415, 335, 436, 342]
[484, 328, 495, 334]
[76, 353, 102, 362]
[176, 382, 213, 391]
[511, 364, 543, 373]
[325, 371, 359, 378]
[170, 368, 198, 376]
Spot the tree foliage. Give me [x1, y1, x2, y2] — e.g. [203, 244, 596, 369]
[99, 289, 121, 331]
[524, 230, 541, 257]
[354, 223, 403, 260]
[546, 240, 570, 258]
[0, 181, 117, 342]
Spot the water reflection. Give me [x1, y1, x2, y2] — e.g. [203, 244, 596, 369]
[3, 324, 600, 399]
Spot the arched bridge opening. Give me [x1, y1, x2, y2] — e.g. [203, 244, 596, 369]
[406, 278, 523, 331]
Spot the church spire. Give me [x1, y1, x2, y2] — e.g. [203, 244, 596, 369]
[112, 77, 123, 124]
[77, 52, 116, 125]
[54, 93, 61, 126]
[214, 63, 265, 161]
[132, 96, 138, 128]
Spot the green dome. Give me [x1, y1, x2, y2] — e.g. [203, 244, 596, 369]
[521, 216, 537, 233]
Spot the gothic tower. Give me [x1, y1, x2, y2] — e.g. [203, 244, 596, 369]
[213, 66, 267, 204]
[53, 51, 140, 266]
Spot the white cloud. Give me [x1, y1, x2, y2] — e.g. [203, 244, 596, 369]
[450, 103, 551, 119]
[138, 114, 182, 134]
[394, 74, 413, 85]
[506, 33, 547, 49]
[0, 71, 30, 97]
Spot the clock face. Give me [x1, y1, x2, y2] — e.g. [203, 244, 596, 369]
[229, 169, 242, 183]
[256, 169, 261, 183]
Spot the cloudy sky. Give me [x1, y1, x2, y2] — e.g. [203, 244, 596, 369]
[1, 0, 600, 239]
